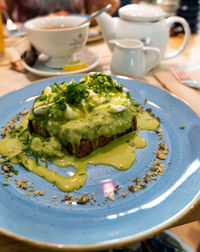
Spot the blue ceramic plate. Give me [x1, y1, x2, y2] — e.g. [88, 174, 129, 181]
[0, 75, 200, 251]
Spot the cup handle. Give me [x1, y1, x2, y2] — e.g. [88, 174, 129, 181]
[143, 47, 160, 74]
[164, 16, 191, 60]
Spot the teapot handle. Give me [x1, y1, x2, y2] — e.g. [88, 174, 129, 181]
[164, 16, 191, 60]
[143, 47, 160, 74]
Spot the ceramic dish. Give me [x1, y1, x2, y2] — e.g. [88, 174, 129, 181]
[23, 47, 101, 77]
[0, 75, 200, 251]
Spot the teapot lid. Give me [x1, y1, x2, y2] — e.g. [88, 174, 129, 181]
[119, 4, 165, 22]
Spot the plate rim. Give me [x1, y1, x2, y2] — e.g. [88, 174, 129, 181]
[0, 75, 200, 251]
[0, 193, 199, 251]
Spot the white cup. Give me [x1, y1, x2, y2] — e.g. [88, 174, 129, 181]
[24, 16, 89, 69]
[110, 39, 160, 78]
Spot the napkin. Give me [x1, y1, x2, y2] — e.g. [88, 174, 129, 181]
[154, 71, 200, 117]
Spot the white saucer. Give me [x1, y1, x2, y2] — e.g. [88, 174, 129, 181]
[23, 47, 101, 77]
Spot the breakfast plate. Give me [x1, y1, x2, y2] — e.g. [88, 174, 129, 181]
[0, 75, 200, 251]
[23, 47, 101, 77]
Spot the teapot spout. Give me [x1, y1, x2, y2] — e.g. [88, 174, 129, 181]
[95, 12, 117, 51]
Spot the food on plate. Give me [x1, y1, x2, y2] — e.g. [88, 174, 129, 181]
[29, 72, 140, 157]
[0, 73, 160, 192]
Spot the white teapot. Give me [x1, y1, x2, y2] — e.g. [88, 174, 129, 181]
[95, 4, 191, 60]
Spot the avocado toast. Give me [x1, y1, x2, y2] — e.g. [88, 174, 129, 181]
[29, 73, 139, 157]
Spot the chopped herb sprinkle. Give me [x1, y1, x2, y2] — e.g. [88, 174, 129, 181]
[3, 182, 10, 186]
[32, 73, 131, 120]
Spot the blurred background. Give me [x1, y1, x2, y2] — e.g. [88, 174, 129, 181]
[114, 0, 200, 35]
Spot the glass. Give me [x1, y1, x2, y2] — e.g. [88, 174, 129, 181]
[0, 9, 5, 54]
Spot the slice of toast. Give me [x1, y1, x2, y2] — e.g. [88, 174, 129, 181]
[29, 116, 137, 158]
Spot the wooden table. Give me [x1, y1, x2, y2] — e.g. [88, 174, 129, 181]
[0, 32, 199, 251]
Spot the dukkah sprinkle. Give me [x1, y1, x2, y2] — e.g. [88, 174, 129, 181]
[0, 109, 28, 137]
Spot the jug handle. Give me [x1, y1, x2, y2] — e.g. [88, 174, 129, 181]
[143, 47, 160, 74]
[164, 16, 191, 60]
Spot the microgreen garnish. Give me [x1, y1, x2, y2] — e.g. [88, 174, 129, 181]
[65, 82, 89, 105]
[44, 160, 48, 168]
[9, 163, 19, 175]
[126, 91, 131, 100]
[10, 125, 24, 138]
[50, 82, 62, 93]
[33, 95, 47, 104]
[32, 151, 39, 164]
[3, 182, 10, 186]
[33, 73, 136, 120]
[81, 73, 123, 94]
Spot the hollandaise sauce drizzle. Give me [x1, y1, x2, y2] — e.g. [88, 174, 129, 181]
[0, 112, 159, 192]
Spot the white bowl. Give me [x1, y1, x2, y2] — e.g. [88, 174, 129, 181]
[24, 16, 89, 68]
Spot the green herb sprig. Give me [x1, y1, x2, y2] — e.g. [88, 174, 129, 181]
[81, 73, 123, 94]
[1, 161, 19, 175]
